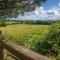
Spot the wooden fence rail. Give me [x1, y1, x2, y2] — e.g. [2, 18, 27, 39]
[0, 31, 50, 60]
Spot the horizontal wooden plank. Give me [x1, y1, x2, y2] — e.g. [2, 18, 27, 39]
[2, 40, 50, 60]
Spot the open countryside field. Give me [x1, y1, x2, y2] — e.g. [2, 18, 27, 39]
[0, 24, 49, 48]
[0, 24, 59, 60]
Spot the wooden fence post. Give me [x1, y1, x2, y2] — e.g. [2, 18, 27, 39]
[0, 31, 4, 60]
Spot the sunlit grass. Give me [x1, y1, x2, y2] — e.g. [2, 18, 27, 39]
[1, 24, 57, 60]
[0, 24, 49, 47]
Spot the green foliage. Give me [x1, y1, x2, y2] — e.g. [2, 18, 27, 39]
[1, 24, 48, 48]
[33, 21, 60, 57]
[0, 21, 7, 27]
[0, 0, 46, 18]
[1, 21, 60, 59]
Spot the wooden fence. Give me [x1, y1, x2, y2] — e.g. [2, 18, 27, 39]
[0, 31, 50, 60]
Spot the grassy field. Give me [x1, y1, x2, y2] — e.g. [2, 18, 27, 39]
[0, 24, 58, 60]
[0, 24, 49, 47]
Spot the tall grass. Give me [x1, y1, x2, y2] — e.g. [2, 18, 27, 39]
[0, 24, 49, 48]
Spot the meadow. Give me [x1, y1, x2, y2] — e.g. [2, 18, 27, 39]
[0, 24, 49, 48]
[0, 21, 60, 60]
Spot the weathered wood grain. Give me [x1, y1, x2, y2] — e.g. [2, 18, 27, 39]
[3, 40, 50, 60]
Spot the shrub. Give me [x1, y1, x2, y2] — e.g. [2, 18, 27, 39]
[34, 21, 60, 57]
[0, 21, 7, 27]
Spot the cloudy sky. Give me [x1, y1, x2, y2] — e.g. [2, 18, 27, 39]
[12, 0, 60, 20]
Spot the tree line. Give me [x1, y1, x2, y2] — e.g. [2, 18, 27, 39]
[0, 20, 58, 27]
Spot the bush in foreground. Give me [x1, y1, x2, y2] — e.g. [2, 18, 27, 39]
[33, 21, 60, 57]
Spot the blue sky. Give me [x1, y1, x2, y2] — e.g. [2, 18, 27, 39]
[11, 0, 60, 20]
[43, 0, 60, 10]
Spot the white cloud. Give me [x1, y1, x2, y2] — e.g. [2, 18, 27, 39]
[32, 5, 60, 20]
[58, 2, 60, 7]
[12, 3, 60, 20]
[34, 7, 44, 15]
[53, 8, 60, 16]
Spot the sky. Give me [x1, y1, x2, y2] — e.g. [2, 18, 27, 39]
[11, 0, 60, 20]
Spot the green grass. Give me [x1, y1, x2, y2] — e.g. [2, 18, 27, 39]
[0, 24, 58, 60]
[0, 24, 49, 47]
[0, 24, 50, 60]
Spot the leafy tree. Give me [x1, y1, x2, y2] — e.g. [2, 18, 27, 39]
[0, 0, 46, 19]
